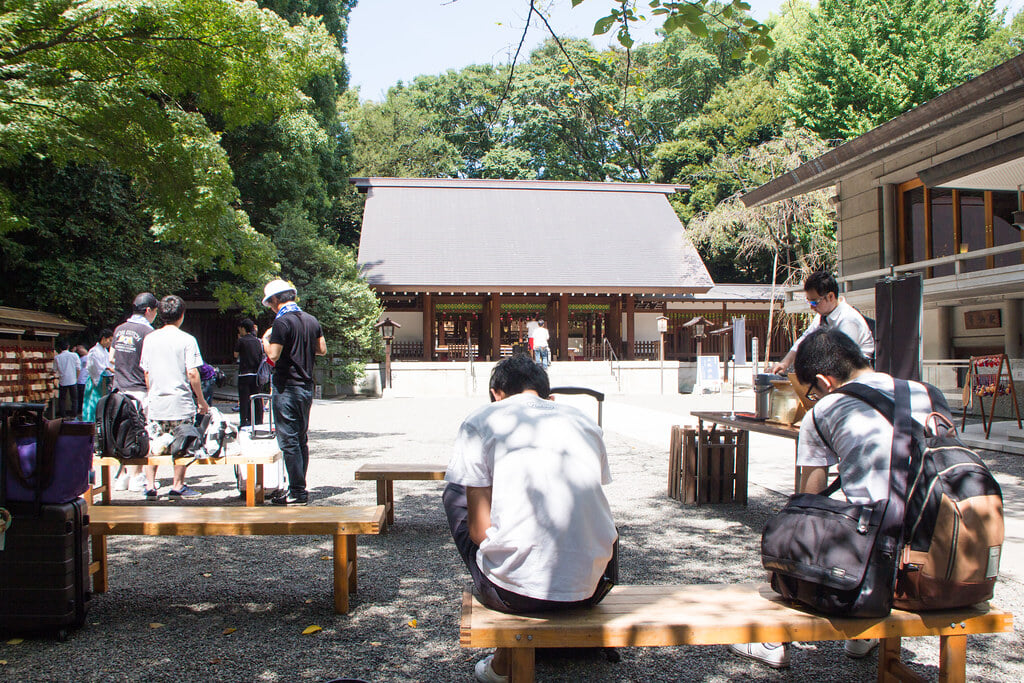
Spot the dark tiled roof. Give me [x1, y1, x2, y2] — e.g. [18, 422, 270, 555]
[353, 178, 713, 295]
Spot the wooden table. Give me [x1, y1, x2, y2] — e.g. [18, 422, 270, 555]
[691, 411, 801, 491]
[92, 449, 283, 507]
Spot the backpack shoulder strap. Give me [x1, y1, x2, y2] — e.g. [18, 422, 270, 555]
[833, 382, 895, 424]
[808, 408, 844, 498]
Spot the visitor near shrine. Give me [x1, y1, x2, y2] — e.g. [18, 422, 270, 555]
[261, 278, 327, 506]
[443, 354, 617, 682]
[771, 271, 874, 374]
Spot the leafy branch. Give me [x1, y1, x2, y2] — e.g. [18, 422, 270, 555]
[580, 0, 775, 64]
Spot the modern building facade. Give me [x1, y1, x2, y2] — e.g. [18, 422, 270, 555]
[743, 54, 1024, 362]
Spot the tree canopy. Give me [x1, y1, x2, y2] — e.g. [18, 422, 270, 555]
[0, 0, 342, 289]
[781, 0, 1010, 140]
[1, 1, 382, 372]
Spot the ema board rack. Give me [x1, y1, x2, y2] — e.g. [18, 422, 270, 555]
[0, 339, 58, 403]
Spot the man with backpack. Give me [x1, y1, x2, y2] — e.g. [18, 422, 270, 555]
[109, 292, 159, 493]
[732, 327, 951, 669]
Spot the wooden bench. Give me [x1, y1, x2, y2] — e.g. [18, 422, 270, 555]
[92, 451, 283, 508]
[354, 463, 446, 530]
[88, 504, 384, 613]
[460, 583, 1013, 682]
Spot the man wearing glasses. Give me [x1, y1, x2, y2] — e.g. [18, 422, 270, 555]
[732, 327, 950, 669]
[770, 271, 874, 375]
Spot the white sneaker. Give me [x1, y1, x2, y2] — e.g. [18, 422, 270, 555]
[474, 654, 508, 683]
[127, 473, 148, 492]
[729, 642, 791, 669]
[844, 638, 879, 659]
[114, 472, 130, 491]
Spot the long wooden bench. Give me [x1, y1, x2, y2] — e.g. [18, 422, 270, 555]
[88, 504, 385, 613]
[354, 463, 446, 530]
[460, 583, 1013, 682]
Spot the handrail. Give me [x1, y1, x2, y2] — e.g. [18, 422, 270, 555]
[777, 240, 1024, 303]
[601, 337, 621, 391]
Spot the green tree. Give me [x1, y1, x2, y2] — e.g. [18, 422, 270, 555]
[574, 0, 774, 63]
[654, 71, 786, 227]
[219, 1, 383, 376]
[0, 0, 343, 291]
[687, 126, 835, 284]
[782, 0, 1007, 141]
[0, 159, 191, 330]
[402, 65, 508, 178]
[341, 93, 462, 178]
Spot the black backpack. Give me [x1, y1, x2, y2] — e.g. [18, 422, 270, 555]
[95, 389, 149, 460]
[830, 384, 1005, 611]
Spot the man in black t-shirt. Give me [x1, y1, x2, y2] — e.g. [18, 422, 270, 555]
[261, 279, 326, 505]
[109, 292, 159, 494]
[234, 318, 264, 428]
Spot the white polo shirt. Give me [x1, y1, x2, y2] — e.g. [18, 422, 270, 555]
[797, 373, 947, 505]
[790, 299, 875, 358]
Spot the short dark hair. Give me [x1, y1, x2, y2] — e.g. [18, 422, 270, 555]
[490, 353, 550, 399]
[804, 271, 838, 297]
[272, 290, 296, 304]
[132, 292, 158, 314]
[239, 318, 256, 334]
[793, 328, 871, 386]
[159, 295, 185, 322]
[99, 328, 113, 341]
[56, 340, 70, 351]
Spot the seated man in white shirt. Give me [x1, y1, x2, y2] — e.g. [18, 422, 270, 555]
[771, 271, 874, 374]
[443, 354, 617, 683]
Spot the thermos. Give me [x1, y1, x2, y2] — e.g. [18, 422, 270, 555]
[754, 373, 775, 419]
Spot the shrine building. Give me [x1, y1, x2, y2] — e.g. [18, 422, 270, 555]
[353, 177, 789, 363]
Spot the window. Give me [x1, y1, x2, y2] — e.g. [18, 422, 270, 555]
[897, 182, 1021, 276]
[930, 189, 955, 277]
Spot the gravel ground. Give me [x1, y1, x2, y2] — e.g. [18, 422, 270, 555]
[0, 393, 1020, 682]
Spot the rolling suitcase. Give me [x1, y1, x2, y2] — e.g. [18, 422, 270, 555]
[0, 402, 91, 638]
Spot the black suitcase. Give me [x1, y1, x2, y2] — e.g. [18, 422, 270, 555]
[0, 402, 91, 638]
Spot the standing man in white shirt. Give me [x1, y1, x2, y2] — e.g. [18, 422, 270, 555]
[771, 271, 874, 374]
[528, 319, 551, 369]
[139, 295, 209, 499]
[53, 341, 80, 418]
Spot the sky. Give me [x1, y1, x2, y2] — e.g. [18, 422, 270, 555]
[346, 1, 1024, 102]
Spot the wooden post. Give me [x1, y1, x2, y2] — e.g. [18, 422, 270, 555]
[625, 294, 635, 360]
[558, 294, 569, 362]
[490, 294, 502, 361]
[422, 294, 434, 361]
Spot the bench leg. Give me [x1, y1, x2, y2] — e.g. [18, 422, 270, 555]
[102, 464, 113, 504]
[246, 463, 257, 507]
[375, 479, 394, 529]
[878, 637, 926, 683]
[507, 648, 535, 683]
[938, 634, 967, 683]
[91, 535, 108, 593]
[333, 534, 357, 614]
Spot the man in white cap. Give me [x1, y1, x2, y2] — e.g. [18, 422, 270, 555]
[261, 279, 327, 505]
